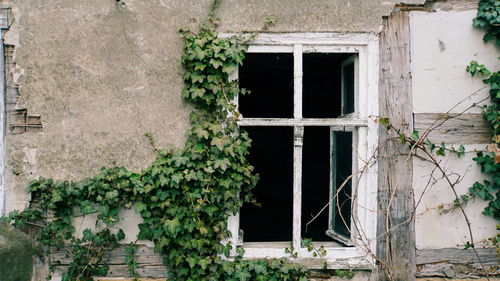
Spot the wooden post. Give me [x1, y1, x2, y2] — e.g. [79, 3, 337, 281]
[376, 11, 416, 281]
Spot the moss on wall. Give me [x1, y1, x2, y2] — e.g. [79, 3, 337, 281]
[0, 222, 33, 281]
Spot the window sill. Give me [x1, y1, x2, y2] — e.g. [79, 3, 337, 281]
[240, 242, 372, 269]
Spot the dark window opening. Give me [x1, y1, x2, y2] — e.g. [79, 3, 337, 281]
[342, 62, 355, 115]
[302, 53, 353, 118]
[238, 53, 294, 118]
[301, 126, 331, 241]
[240, 126, 293, 242]
[238, 51, 357, 245]
[330, 131, 353, 238]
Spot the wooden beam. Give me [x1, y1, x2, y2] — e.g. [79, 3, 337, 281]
[51, 245, 498, 278]
[414, 113, 490, 144]
[416, 248, 499, 278]
[376, 11, 416, 281]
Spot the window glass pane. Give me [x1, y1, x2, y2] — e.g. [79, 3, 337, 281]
[239, 53, 294, 118]
[301, 126, 332, 241]
[302, 53, 353, 118]
[330, 131, 352, 238]
[240, 126, 293, 242]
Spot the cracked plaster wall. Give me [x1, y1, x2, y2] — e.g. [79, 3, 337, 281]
[0, 0, 418, 215]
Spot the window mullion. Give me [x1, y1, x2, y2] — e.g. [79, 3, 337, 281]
[293, 125, 304, 251]
[293, 44, 303, 251]
[293, 44, 303, 119]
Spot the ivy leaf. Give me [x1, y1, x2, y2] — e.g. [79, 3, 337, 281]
[199, 258, 211, 270]
[105, 190, 119, 200]
[211, 137, 227, 151]
[194, 62, 206, 71]
[164, 218, 181, 237]
[172, 173, 184, 184]
[80, 200, 94, 215]
[191, 72, 205, 83]
[193, 127, 209, 140]
[137, 223, 153, 240]
[117, 229, 126, 240]
[436, 142, 446, 156]
[458, 145, 466, 158]
[222, 63, 238, 74]
[214, 158, 231, 171]
[411, 130, 420, 141]
[210, 59, 223, 69]
[251, 262, 267, 275]
[144, 184, 155, 193]
[135, 202, 147, 213]
[236, 269, 251, 281]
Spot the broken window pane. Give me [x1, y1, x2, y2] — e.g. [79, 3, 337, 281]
[329, 131, 353, 240]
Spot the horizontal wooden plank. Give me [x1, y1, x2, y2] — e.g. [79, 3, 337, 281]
[53, 265, 167, 278]
[51, 245, 163, 265]
[51, 246, 498, 278]
[417, 248, 498, 265]
[414, 113, 491, 144]
[96, 279, 166, 281]
[416, 248, 499, 278]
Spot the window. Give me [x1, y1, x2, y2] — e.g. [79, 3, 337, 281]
[225, 33, 379, 267]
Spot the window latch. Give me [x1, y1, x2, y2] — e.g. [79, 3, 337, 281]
[294, 126, 304, 147]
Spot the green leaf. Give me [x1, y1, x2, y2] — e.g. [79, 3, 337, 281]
[117, 229, 126, 240]
[236, 269, 251, 281]
[80, 200, 94, 215]
[164, 218, 181, 236]
[214, 158, 231, 171]
[135, 202, 147, 213]
[411, 130, 420, 141]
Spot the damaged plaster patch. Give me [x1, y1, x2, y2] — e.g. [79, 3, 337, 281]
[438, 39, 445, 52]
[22, 146, 36, 180]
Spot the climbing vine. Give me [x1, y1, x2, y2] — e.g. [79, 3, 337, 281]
[473, 0, 500, 46]
[466, 60, 500, 220]
[450, 0, 500, 232]
[1, 6, 310, 281]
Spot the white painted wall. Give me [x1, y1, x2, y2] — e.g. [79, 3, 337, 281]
[413, 145, 497, 249]
[410, 9, 499, 249]
[411, 9, 500, 114]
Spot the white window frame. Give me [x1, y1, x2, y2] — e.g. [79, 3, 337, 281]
[223, 33, 379, 269]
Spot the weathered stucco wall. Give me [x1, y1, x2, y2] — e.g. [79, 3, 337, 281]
[1, 0, 409, 215]
[410, 8, 499, 249]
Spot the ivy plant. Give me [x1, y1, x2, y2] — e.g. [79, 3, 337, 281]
[473, 0, 500, 46]
[1, 10, 310, 281]
[466, 60, 500, 219]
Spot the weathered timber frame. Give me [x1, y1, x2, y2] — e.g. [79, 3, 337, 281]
[221, 33, 380, 268]
[376, 11, 416, 280]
